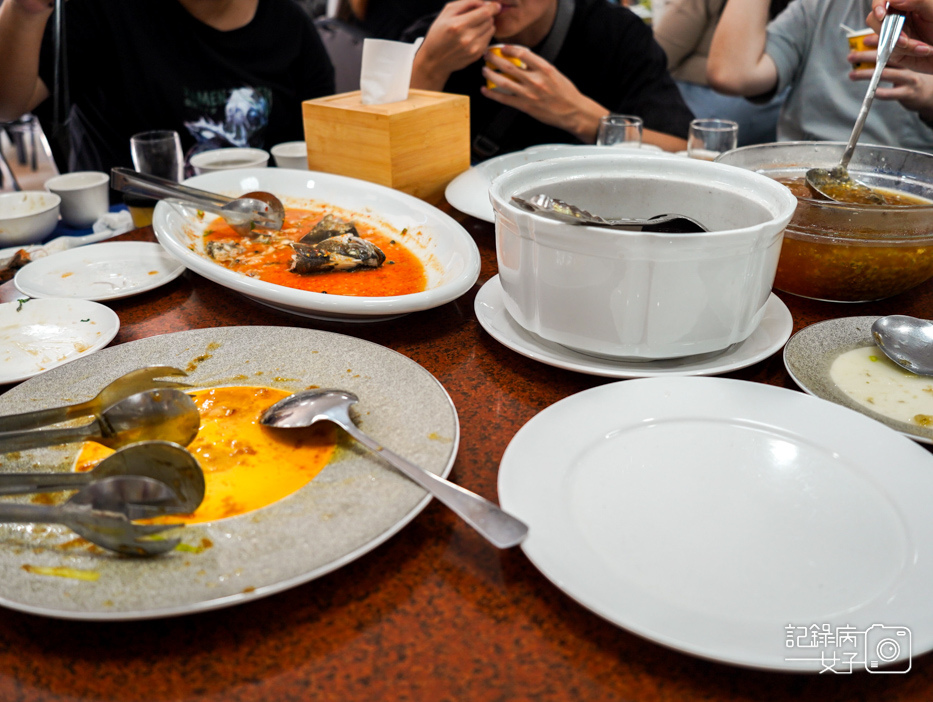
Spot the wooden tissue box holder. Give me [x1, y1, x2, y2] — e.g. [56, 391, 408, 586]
[302, 90, 470, 204]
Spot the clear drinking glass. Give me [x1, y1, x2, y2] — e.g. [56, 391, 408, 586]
[687, 119, 738, 161]
[128, 130, 183, 227]
[596, 114, 644, 147]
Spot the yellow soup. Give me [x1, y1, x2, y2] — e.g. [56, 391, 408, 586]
[74, 386, 337, 524]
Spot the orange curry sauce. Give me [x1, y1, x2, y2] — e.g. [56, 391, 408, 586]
[203, 208, 427, 296]
[74, 386, 337, 525]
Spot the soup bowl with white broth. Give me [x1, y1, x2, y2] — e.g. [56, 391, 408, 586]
[489, 152, 797, 359]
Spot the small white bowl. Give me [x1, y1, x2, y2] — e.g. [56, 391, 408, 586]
[44, 171, 109, 228]
[190, 147, 270, 175]
[489, 153, 798, 360]
[0, 191, 61, 246]
[271, 141, 309, 169]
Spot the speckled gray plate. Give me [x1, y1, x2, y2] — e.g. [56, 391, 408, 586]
[784, 316, 933, 445]
[0, 327, 458, 620]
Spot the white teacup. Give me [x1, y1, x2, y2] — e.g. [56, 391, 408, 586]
[44, 171, 110, 229]
[271, 141, 309, 169]
[190, 147, 270, 175]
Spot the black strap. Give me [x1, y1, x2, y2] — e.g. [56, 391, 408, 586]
[472, 0, 575, 161]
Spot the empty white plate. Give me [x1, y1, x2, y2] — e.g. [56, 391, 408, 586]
[14, 241, 184, 301]
[0, 297, 119, 383]
[499, 376, 933, 670]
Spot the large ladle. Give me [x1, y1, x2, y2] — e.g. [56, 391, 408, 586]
[871, 315, 933, 375]
[260, 389, 529, 549]
[0, 388, 200, 454]
[805, 9, 906, 204]
[111, 167, 286, 236]
[0, 440, 205, 513]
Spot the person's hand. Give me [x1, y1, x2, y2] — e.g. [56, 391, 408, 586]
[849, 52, 933, 121]
[864, 0, 933, 72]
[480, 45, 606, 142]
[411, 0, 501, 90]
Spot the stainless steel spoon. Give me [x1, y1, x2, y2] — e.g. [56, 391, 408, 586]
[871, 315, 933, 375]
[0, 388, 200, 454]
[805, 9, 906, 205]
[0, 440, 205, 513]
[511, 194, 708, 232]
[111, 167, 286, 236]
[0, 366, 190, 432]
[260, 389, 529, 549]
[0, 475, 183, 556]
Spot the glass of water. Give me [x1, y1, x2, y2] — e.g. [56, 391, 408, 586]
[596, 114, 644, 147]
[128, 130, 183, 227]
[687, 119, 738, 161]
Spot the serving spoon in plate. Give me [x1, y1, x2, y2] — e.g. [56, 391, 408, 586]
[261, 389, 529, 549]
[871, 315, 933, 375]
[111, 167, 286, 236]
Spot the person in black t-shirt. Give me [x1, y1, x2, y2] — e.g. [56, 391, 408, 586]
[409, 0, 692, 158]
[0, 0, 335, 174]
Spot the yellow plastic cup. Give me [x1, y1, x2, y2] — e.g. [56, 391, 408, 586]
[847, 28, 875, 70]
[485, 44, 526, 91]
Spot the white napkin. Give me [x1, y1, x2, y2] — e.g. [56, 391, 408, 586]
[359, 38, 423, 105]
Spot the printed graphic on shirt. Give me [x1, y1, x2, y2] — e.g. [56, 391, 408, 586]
[183, 86, 271, 160]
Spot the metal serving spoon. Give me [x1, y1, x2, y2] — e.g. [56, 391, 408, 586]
[871, 315, 933, 375]
[0, 366, 190, 432]
[511, 194, 708, 232]
[0, 440, 205, 513]
[260, 389, 529, 549]
[0, 475, 183, 556]
[0, 388, 200, 454]
[111, 167, 286, 236]
[805, 9, 906, 205]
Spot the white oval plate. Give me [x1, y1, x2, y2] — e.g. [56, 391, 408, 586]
[13, 242, 185, 301]
[499, 377, 933, 671]
[0, 326, 458, 620]
[0, 297, 119, 384]
[784, 315, 933, 445]
[445, 144, 666, 223]
[153, 169, 481, 322]
[475, 275, 792, 377]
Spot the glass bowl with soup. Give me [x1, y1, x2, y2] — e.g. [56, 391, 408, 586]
[717, 142, 933, 303]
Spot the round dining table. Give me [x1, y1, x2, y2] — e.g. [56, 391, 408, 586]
[1, 210, 932, 701]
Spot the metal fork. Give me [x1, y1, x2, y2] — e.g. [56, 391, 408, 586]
[0, 366, 191, 432]
[0, 475, 183, 556]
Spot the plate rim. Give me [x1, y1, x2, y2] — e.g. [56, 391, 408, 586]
[474, 275, 792, 377]
[13, 241, 185, 301]
[497, 376, 933, 670]
[0, 325, 459, 620]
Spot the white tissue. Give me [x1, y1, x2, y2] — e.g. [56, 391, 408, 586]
[359, 38, 423, 105]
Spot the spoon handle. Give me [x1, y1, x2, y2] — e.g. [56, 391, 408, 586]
[0, 420, 100, 454]
[0, 472, 91, 497]
[840, 9, 906, 169]
[338, 422, 529, 548]
[0, 401, 95, 433]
